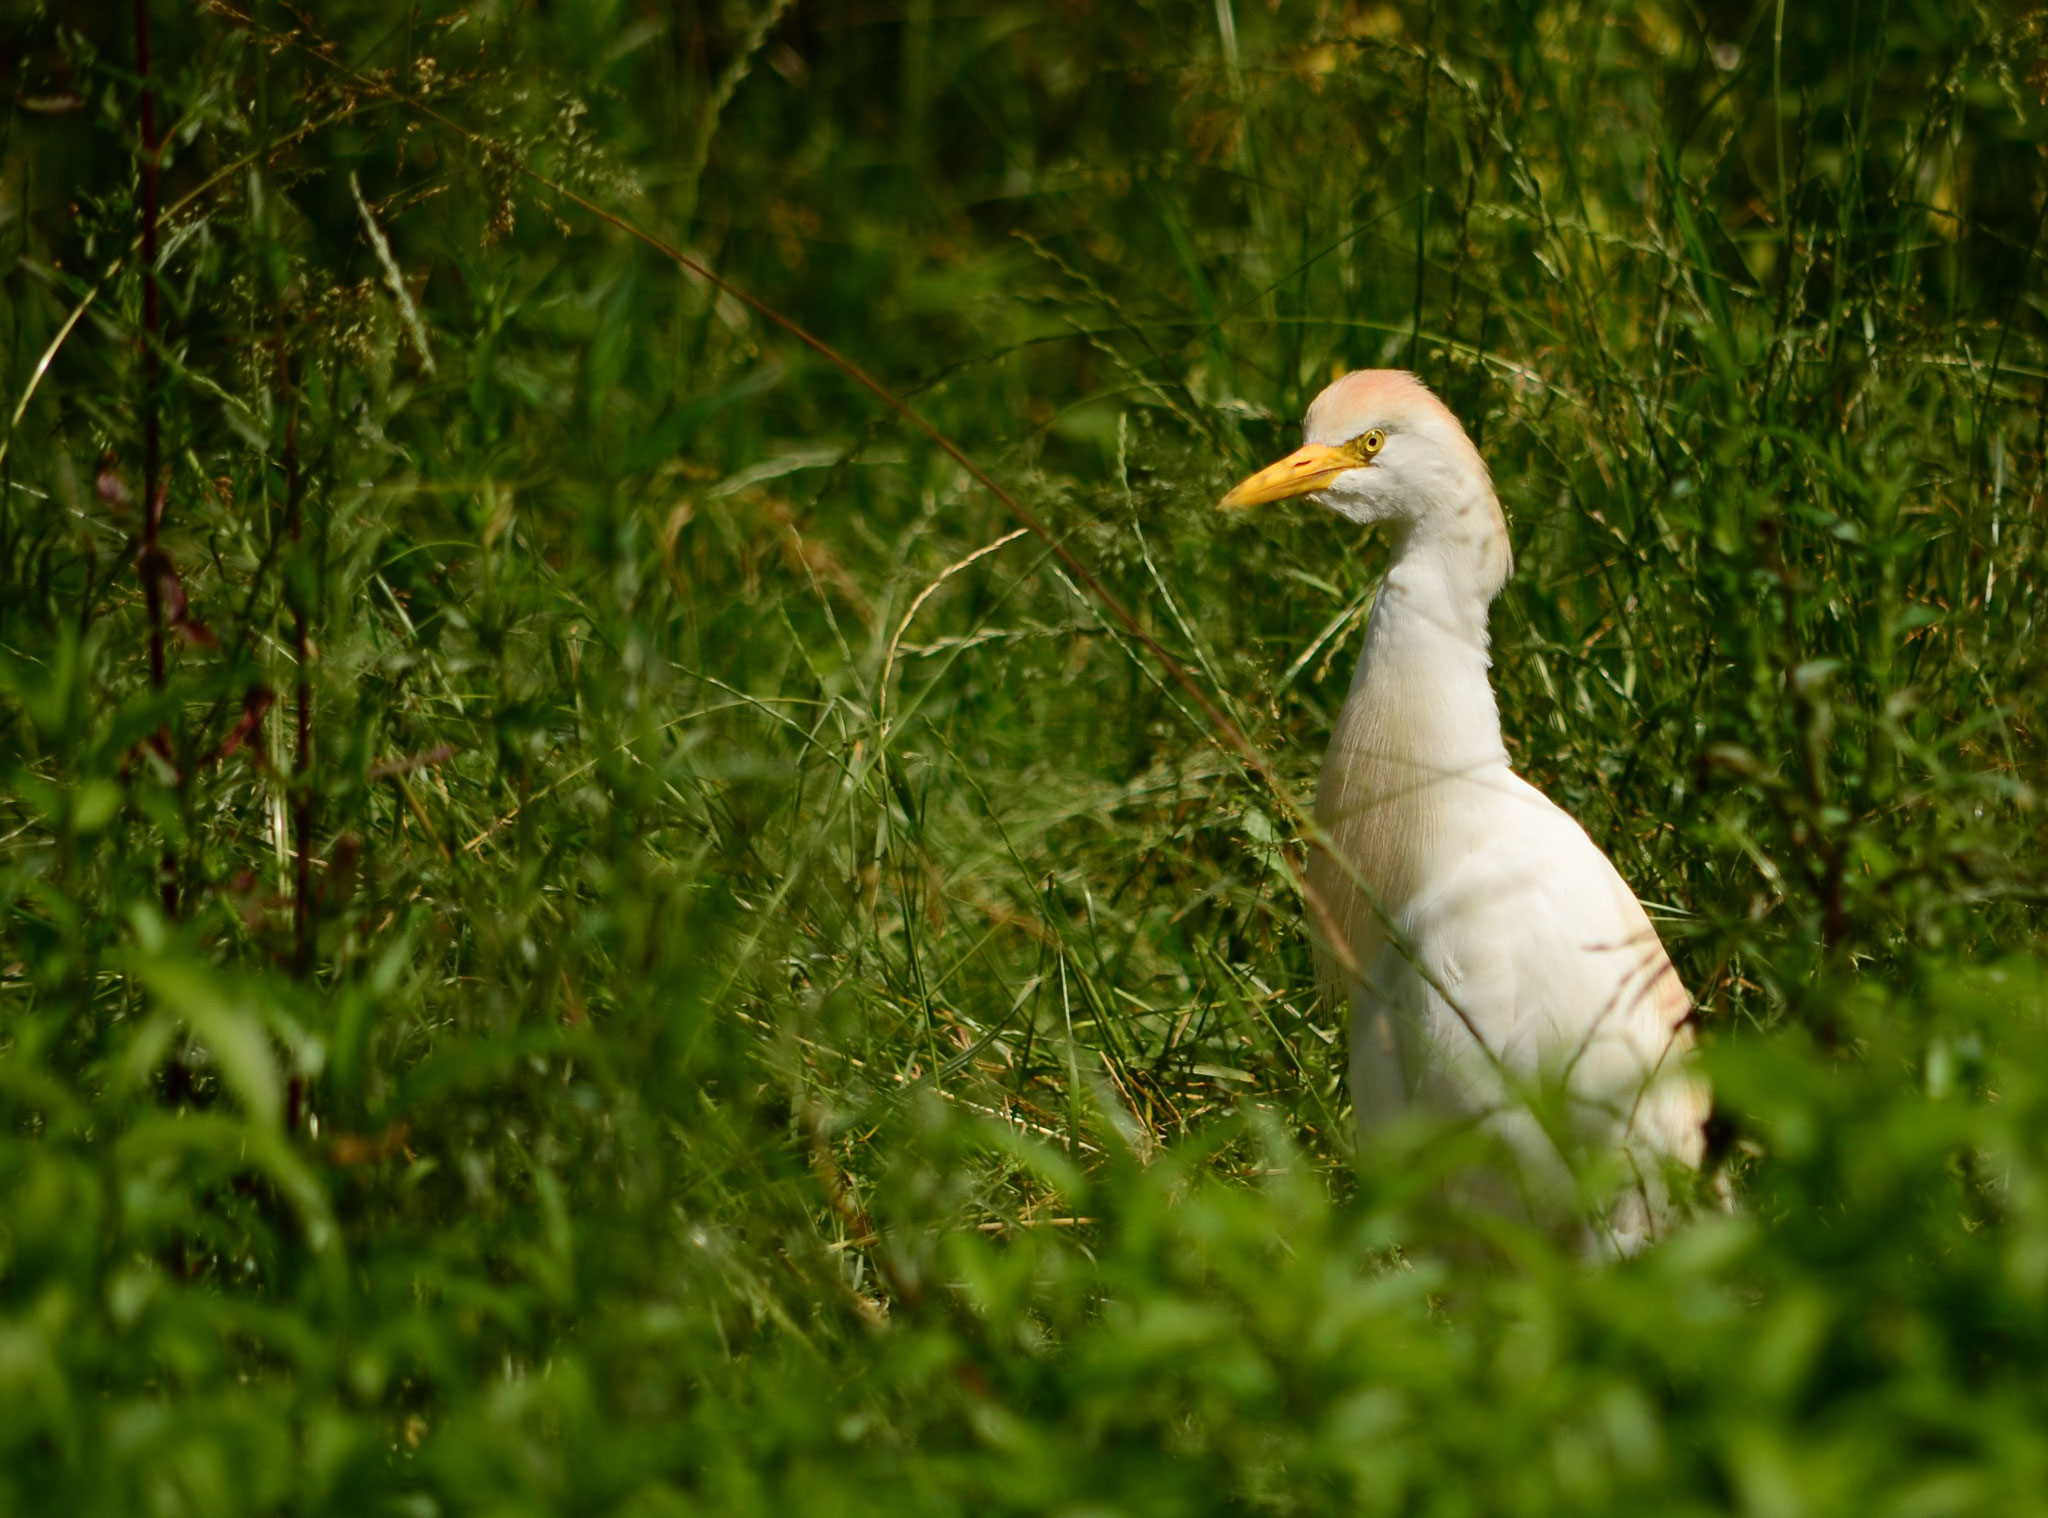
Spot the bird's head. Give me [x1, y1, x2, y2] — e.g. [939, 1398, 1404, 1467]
[1219, 370, 1495, 534]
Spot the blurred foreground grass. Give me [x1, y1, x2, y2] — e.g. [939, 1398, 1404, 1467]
[2, 1, 2047, 1511]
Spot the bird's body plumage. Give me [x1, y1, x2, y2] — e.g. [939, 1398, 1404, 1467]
[1224, 370, 1706, 1250]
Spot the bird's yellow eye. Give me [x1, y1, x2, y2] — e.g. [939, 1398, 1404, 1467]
[1353, 428, 1386, 460]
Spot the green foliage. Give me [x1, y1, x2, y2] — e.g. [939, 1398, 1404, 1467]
[1, 0, 2045, 1511]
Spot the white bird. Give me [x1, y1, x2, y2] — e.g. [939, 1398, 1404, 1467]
[1221, 370, 1707, 1252]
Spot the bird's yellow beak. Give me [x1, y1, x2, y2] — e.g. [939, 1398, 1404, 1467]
[1217, 442, 1355, 510]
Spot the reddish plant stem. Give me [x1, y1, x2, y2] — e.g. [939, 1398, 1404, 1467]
[278, 344, 312, 1131]
[136, 0, 164, 688]
[135, 0, 178, 919]
[277, 334, 313, 976]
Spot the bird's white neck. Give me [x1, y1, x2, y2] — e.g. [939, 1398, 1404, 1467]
[1314, 504, 1512, 914]
[1372, 513, 1505, 647]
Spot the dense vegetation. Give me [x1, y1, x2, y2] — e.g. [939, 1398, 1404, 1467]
[3, 1, 2046, 1511]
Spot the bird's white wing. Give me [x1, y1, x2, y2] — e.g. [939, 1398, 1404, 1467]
[1361, 773, 1705, 1235]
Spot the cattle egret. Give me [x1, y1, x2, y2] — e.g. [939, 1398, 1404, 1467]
[1221, 370, 1707, 1252]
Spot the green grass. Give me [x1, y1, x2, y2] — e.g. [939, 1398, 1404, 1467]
[2, 1, 2046, 1511]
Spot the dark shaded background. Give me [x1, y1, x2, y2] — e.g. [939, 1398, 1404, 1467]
[1, 1, 2046, 1511]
